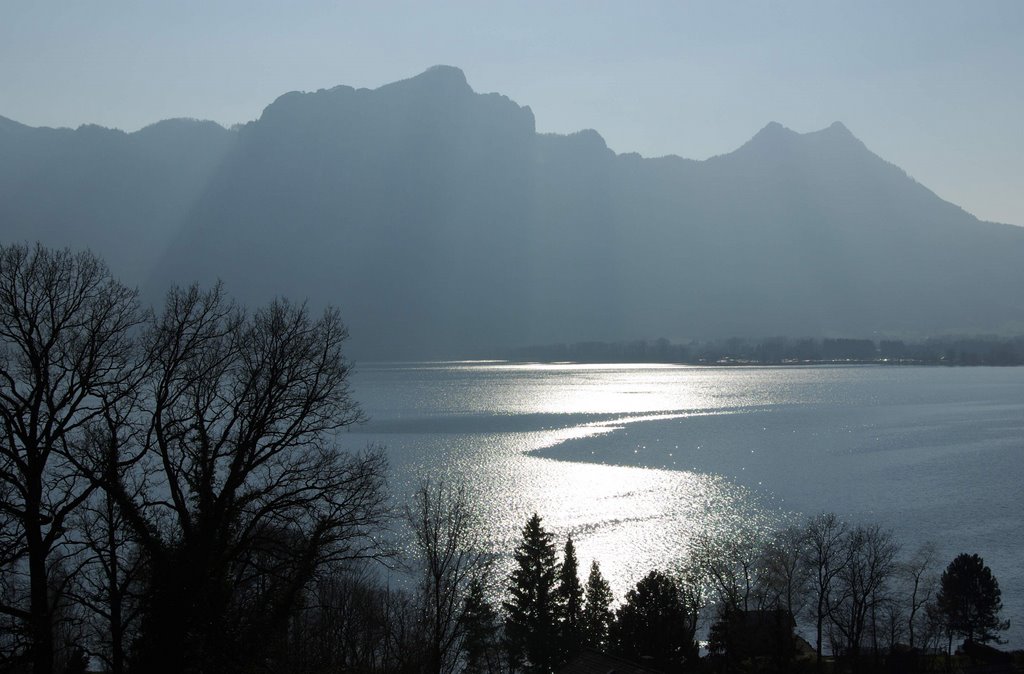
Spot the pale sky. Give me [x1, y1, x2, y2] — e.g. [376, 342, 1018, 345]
[2, 1, 1022, 224]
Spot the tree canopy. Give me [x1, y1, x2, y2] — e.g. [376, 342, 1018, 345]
[612, 570, 697, 672]
[936, 553, 1008, 645]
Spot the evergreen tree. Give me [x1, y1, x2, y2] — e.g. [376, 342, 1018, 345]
[461, 577, 503, 673]
[556, 537, 585, 663]
[611, 570, 695, 672]
[936, 553, 1008, 646]
[582, 560, 615, 651]
[503, 514, 560, 673]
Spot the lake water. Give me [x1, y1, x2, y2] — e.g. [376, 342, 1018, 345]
[347, 362, 1024, 647]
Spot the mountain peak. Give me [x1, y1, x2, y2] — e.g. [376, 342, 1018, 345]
[806, 121, 869, 154]
[812, 120, 858, 141]
[826, 120, 851, 134]
[383, 65, 472, 96]
[728, 121, 799, 156]
[420, 65, 468, 85]
[748, 120, 862, 145]
[725, 120, 871, 162]
[750, 121, 800, 144]
[757, 121, 798, 137]
[134, 118, 227, 136]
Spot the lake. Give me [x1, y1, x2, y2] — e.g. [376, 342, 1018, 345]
[347, 362, 1024, 647]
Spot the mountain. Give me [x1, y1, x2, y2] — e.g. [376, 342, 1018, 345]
[0, 114, 235, 283]
[2, 66, 1023, 359]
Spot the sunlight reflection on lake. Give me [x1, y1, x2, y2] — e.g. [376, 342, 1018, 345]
[348, 361, 1024, 646]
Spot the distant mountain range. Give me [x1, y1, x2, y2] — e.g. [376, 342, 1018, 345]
[2, 65, 1023, 359]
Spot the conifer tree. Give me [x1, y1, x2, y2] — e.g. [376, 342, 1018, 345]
[936, 553, 1008, 647]
[556, 537, 585, 663]
[503, 514, 560, 673]
[461, 577, 502, 673]
[582, 560, 615, 651]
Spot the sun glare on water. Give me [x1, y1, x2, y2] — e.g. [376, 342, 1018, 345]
[359, 362, 788, 598]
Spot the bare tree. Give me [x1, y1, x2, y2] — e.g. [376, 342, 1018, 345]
[69, 476, 146, 674]
[102, 283, 389, 674]
[802, 512, 848, 670]
[690, 527, 770, 670]
[827, 524, 899, 668]
[77, 500, 142, 674]
[406, 479, 490, 674]
[0, 477, 28, 668]
[758, 523, 811, 619]
[690, 528, 764, 614]
[902, 542, 938, 650]
[279, 561, 422, 674]
[0, 243, 140, 674]
[673, 563, 707, 649]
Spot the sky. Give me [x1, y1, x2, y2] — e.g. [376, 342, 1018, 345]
[2, 1, 1022, 225]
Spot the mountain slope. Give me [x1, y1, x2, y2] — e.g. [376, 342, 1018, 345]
[2, 68, 1022, 358]
[0, 115, 235, 282]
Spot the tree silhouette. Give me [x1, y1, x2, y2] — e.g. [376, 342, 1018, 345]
[104, 284, 389, 674]
[0, 243, 140, 674]
[827, 524, 899, 661]
[612, 570, 695, 672]
[936, 553, 1007, 647]
[406, 480, 489, 674]
[461, 577, 504, 674]
[582, 560, 614, 651]
[901, 542, 938, 651]
[555, 536, 584, 663]
[802, 512, 848, 669]
[503, 514, 560, 673]
[759, 524, 810, 621]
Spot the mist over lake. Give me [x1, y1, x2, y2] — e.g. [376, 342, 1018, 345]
[349, 361, 1024, 647]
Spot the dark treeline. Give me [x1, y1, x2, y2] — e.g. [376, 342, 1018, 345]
[0, 243, 389, 674]
[509, 335, 1024, 366]
[0, 243, 1015, 674]
[481, 513, 1013, 674]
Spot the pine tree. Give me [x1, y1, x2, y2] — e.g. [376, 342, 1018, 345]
[556, 537, 585, 663]
[503, 514, 560, 673]
[582, 560, 615, 651]
[936, 553, 1008, 646]
[461, 577, 502, 673]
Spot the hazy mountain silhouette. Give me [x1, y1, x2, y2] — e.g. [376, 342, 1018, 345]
[2, 66, 1023, 358]
[0, 114, 235, 283]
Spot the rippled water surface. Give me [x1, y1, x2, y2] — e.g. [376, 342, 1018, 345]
[347, 362, 1024, 646]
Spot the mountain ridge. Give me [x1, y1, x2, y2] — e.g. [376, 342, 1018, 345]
[1, 67, 1022, 358]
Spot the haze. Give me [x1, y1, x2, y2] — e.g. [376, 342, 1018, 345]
[3, 4, 1024, 671]
[1, 1, 1022, 225]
